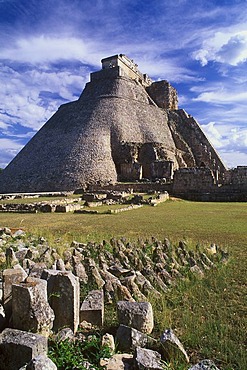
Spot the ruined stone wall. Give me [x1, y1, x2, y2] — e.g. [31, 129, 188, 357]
[87, 182, 172, 193]
[168, 109, 227, 178]
[113, 142, 175, 181]
[224, 166, 247, 188]
[172, 167, 216, 193]
[146, 81, 178, 110]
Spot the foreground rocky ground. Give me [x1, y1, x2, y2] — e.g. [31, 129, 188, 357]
[0, 227, 227, 369]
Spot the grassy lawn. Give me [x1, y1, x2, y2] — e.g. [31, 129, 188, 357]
[0, 199, 246, 369]
[0, 199, 246, 247]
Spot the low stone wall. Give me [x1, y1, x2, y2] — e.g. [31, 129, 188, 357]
[86, 182, 172, 193]
[174, 192, 247, 202]
[0, 201, 82, 213]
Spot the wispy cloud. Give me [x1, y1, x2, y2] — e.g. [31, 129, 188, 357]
[0, 36, 102, 66]
[193, 89, 247, 104]
[0, 138, 24, 168]
[202, 121, 247, 167]
[0, 63, 88, 131]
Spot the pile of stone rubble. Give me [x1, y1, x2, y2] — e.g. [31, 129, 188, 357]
[0, 191, 169, 213]
[0, 228, 226, 369]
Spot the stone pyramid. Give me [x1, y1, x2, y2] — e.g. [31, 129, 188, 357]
[0, 54, 226, 193]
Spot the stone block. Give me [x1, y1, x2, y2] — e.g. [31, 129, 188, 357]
[41, 270, 80, 333]
[3, 266, 28, 320]
[116, 324, 148, 351]
[0, 328, 47, 369]
[160, 328, 189, 363]
[134, 347, 163, 370]
[12, 277, 54, 336]
[39, 204, 55, 212]
[72, 255, 88, 283]
[100, 353, 133, 370]
[80, 290, 104, 327]
[29, 263, 48, 278]
[188, 359, 220, 370]
[117, 301, 154, 334]
[55, 204, 81, 212]
[85, 258, 105, 289]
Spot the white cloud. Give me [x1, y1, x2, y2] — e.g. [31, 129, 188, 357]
[0, 64, 88, 132]
[136, 56, 201, 83]
[193, 89, 247, 104]
[202, 121, 223, 147]
[192, 30, 247, 66]
[0, 34, 202, 84]
[0, 36, 111, 68]
[0, 138, 24, 168]
[219, 151, 247, 168]
[0, 138, 23, 150]
[202, 121, 247, 167]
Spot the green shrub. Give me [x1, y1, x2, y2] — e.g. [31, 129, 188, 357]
[48, 333, 112, 370]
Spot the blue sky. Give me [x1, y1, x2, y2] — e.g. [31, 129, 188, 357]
[0, 0, 247, 169]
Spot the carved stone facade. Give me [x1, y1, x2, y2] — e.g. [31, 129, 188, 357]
[101, 54, 153, 87]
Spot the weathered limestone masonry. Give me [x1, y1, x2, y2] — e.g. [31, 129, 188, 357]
[173, 166, 247, 201]
[0, 54, 227, 193]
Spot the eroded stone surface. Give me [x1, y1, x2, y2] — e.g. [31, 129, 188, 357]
[116, 325, 148, 351]
[188, 359, 221, 370]
[3, 266, 28, 320]
[80, 290, 104, 327]
[134, 347, 163, 370]
[100, 353, 134, 370]
[12, 277, 54, 336]
[41, 270, 80, 333]
[160, 328, 189, 363]
[117, 301, 154, 334]
[0, 328, 47, 370]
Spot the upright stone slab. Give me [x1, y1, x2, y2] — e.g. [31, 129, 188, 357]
[12, 277, 54, 336]
[80, 290, 104, 327]
[41, 270, 80, 333]
[0, 328, 47, 369]
[3, 266, 28, 320]
[117, 301, 154, 334]
[160, 328, 189, 363]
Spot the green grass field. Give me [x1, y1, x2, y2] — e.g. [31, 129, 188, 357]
[0, 199, 246, 369]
